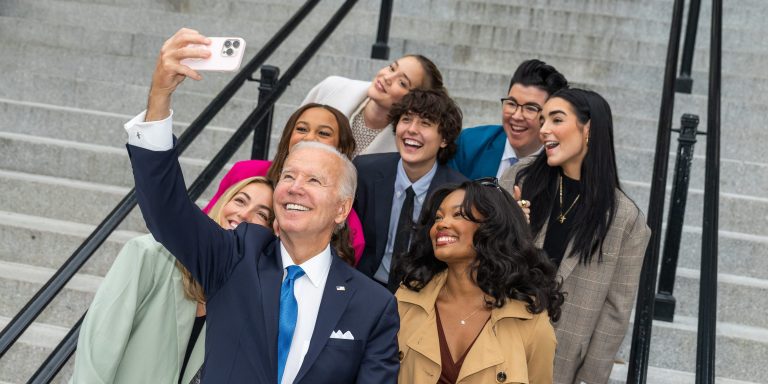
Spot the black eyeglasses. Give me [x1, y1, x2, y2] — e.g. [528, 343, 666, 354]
[500, 97, 542, 120]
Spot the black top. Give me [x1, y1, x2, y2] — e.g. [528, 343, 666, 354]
[543, 174, 582, 267]
[179, 315, 206, 384]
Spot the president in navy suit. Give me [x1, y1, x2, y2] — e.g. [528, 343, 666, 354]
[127, 138, 398, 383]
[125, 29, 398, 383]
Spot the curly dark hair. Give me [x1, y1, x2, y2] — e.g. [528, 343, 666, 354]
[388, 88, 462, 164]
[399, 180, 564, 321]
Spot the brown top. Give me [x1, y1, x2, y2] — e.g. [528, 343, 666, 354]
[435, 306, 485, 384]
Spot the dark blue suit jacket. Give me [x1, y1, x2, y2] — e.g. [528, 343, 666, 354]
[127, 145, 399, 384]
[352, 153, 468, 282]
[448, 124, 507, 179]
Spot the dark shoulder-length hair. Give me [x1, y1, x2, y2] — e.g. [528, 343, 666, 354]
[400, 181, 564, 321]
[516, 88, 620, 265]
[267, 103, 357, 265]
[266, 103, 356, 183]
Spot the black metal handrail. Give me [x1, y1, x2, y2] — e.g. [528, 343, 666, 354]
[626, 0, 687, 380]
[697, 0, 722, 380]
[675, 0, 702, 93]
[0, 0, 324, 364]
[654, 114, 701, 322]
[628, 0, 722, 381]
[26, 0, 359, 381]
[371, 0, 393, 60]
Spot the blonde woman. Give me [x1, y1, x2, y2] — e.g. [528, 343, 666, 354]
[72, 164, 273, 384]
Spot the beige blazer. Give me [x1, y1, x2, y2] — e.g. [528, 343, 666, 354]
[500, 161, 651, 384]
[396, 272, 556, 383]
[301, 75, 398, 155]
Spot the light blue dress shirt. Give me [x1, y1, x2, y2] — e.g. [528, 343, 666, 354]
[373, 159, 438, 283]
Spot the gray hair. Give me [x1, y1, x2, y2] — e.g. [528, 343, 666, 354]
[289, 141, 357, 201]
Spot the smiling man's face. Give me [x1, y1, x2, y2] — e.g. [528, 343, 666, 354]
[273, 147, 348, 240]
[502, 84, 550, 158]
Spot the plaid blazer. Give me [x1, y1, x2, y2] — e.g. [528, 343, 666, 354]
[501, 160, 651, 384]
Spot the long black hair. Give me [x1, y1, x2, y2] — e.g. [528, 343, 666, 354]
[516, 88, 620, 264]
[400, 181, 564, 321]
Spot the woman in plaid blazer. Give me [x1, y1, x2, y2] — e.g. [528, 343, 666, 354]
[500, 88, 651, 384]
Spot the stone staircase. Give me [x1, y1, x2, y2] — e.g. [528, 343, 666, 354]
[0, 0, 766, 382]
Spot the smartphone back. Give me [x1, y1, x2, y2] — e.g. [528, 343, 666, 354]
[181, 37, 246, 72]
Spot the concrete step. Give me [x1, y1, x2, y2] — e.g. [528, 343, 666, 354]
[0, 98, 262, 162]
[0, 262, 100, 330]
[608, 364, 760, 384]
[0, 316, 74, 384]
[623, 180, 768, 238]
[0, 211, 139, 277]
[4, 57, 768, 166]
[0, 166, 228, 233]
[616, 315, 768, 383]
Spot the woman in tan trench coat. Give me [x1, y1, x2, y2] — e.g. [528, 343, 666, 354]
[395, 180, 564, 383]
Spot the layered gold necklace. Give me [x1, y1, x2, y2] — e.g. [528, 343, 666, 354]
[557, 174, 580, 224]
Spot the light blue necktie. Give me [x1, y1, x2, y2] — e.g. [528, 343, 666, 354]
[277, 265, 305, 383]
[509, 157, 519, 166]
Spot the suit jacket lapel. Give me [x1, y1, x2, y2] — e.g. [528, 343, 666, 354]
[259, 240, 283, 376]
[294, 255, 355, 382]
[373, 158, 398, 263]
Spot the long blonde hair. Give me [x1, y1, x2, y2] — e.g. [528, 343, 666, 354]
[177, 176, 274, 303]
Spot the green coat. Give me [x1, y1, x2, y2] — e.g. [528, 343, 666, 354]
[71, 234, 205, 384]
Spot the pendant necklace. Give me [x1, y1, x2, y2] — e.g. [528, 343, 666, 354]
[557, 174, 581, 224]
[457, 296, 487, 325]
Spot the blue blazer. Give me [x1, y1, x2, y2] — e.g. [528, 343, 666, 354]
[448, 124, 507, 180]
[127, 145, 399, 384]
[353, 153, 468, 283]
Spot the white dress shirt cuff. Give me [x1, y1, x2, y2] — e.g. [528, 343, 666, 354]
[124, 109, 174, 151]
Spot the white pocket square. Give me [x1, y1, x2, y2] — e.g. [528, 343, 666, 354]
[330, 330, 355, 340]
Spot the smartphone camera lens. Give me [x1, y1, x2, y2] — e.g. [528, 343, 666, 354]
[232, 40, 240, 49]
[224, 40, 232, 48]
[225, 48, 234, 56]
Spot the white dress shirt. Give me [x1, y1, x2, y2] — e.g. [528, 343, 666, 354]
[279, 242, 332, 384]
[124, 110, 174, 150]
[125, 110, 333, 383]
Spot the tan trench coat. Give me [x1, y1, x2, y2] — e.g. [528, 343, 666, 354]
[396, 272, 556, 383]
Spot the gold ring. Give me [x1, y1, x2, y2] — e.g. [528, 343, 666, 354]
[520, 200, 530, 208]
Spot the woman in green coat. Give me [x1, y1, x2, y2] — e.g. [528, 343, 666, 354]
[72, 161, 274, 384]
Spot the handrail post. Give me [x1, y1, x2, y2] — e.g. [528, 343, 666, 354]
[626, 0, 687, 381]
[251, 65, 280, 160]
[675, 0, 702, 94]
[696, 0, 721, 380]
[371, 0, 394, 60]
[654, 113, 700, 322]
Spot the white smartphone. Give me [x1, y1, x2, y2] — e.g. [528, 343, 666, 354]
[180, 37, 246, 72]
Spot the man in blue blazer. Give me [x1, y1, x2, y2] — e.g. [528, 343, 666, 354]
[449, 60, 569, 179]
[354, 89, 467, 292]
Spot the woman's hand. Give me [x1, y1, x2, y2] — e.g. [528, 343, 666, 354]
[513, 185, 531, 223]
[146, 28, 211, 121]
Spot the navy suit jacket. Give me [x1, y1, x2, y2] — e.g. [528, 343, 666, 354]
[352, 153, 468, 282]
[448, 124, 507, 179]
[127, 145, 399, 384]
